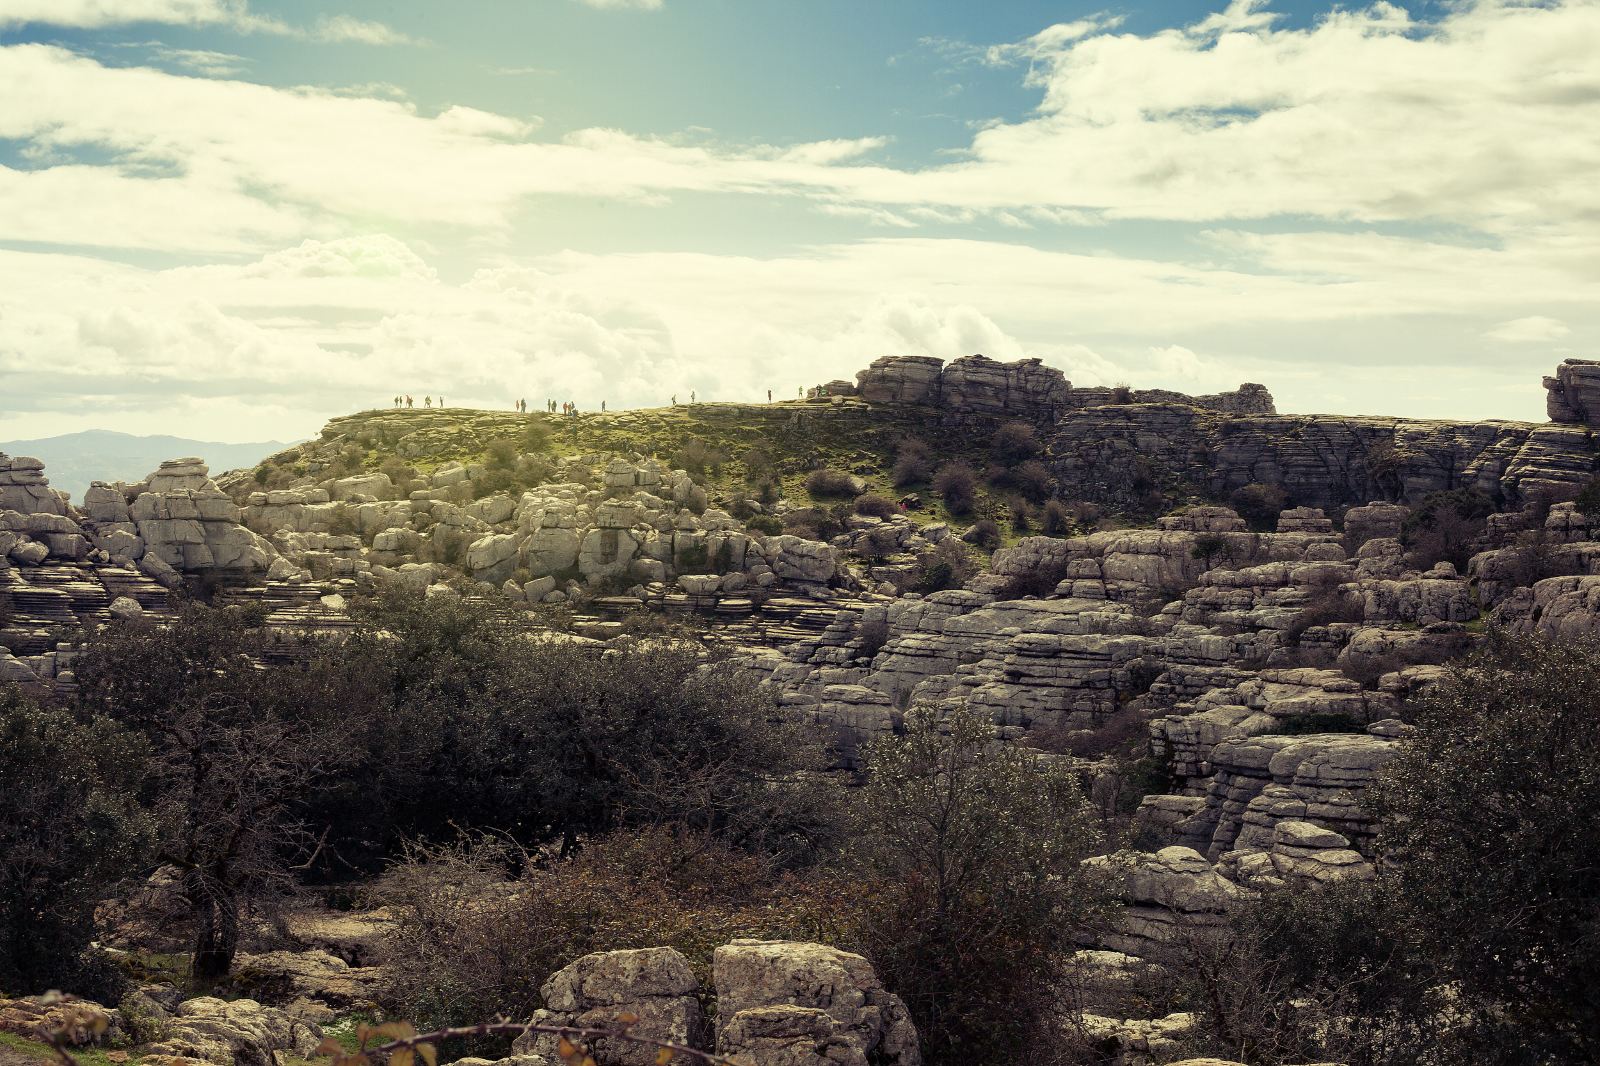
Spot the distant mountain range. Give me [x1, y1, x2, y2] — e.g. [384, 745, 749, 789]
[0, 430, 288, 503]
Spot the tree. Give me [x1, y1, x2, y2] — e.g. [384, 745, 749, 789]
[74, 604, 372, 979]
[854, 706, 1108, 1064]
[1370, 632, 1600, 1062]
[0, 690, 153, 998]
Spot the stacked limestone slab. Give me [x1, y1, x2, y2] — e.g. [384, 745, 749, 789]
[498, 941, 919, 1066]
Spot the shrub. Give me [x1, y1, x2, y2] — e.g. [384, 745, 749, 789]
[892, 438, 936, 488]
[327, 503, 359, 535]
[989, 459, 1052, 503]
[1007, 496, 1031, 533]
[746, 514, 783, 536]
[1283, 582, 1365, 646]
[858, 526, 902, 564]
[672, 438, 725, 478]
[965, 518, 1002, 550]
[1190, 533, 1230, 568]
[1041, 498, 1072, 537]
[782, 505, 849, 542]
[805, 467, 860, 497]
[931, 462, 977, 515]
[857, 616, 891, 659]
[998, 558, 1070, 600]
[741, 447, 774, 482]
[378, 457, 421, 494]
[376, 828, 861, 1036]
[990, 422, 1042, 464]
[1368, 633, 1600, 1061]
[854, 493, 899, 519]
[471, 468, 517, 499]
[0, 690, 153, 998]
[1229, 482, 1288, 532]
[1402, 488, 1498, 571]
[909, 540, 975, 594]
[484, 438, 520, 470]
[521, 419, 552, 453]
[854, 706, 1109, 1065]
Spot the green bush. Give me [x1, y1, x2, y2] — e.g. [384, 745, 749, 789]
[0, 691, 153, 998]
[746, 514, 783, 536]
[854, 706, 1109, 1065]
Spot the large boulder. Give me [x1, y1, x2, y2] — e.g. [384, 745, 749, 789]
[713, 940, 919, 1066]
[512, 948, 701, 1066]
[140, 997, 322, 1066]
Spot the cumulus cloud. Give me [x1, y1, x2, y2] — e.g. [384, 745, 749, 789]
[0, 0, 415, 44]
[3, 230, 1588, 441]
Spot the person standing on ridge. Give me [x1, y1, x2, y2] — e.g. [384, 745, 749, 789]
[424, 396, 432, 408]
[690, 390, 696, 403]
[767, 389, 772, 403]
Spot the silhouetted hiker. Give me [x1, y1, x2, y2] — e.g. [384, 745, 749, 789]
[406, 395, 413, 408]
[767, 389, 772, 403]
[601, 400, 606, 412]
[424, 396, 432, 408]
[671, 394, 677, 406]
[438, 396, 445, 408]
[690, 390, 696, 403]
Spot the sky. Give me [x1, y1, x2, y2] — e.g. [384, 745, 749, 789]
[0, 0, 1596, 442]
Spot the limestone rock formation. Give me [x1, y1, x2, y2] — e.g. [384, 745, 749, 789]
[512, 948, 702, 1066]
[714, 940, 920, 1066]
[1544, 358, 1600, 426]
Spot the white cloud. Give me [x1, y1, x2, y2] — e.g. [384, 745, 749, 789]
[0, 0, 415, 43]
[1485, 316, 1573, 343]
[146, 45, 248, 76]
[0, 0, 265, 30]
[2, 229, 1590, 442]
[309, 15, 419, 46]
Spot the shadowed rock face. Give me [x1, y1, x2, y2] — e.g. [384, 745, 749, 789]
[1046, 405, 1595, 512]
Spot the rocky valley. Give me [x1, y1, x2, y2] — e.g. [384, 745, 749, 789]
[4, 353, 1600, 1066]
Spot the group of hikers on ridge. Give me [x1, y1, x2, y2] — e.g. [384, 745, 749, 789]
[392, 386, 821, 414]
[516, 399, 592, 415]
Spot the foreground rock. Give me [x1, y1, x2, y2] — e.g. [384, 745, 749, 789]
[498, 940, 918, 1066]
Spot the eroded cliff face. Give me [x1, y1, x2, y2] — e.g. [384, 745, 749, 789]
[1046, 405, 1595, 512]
